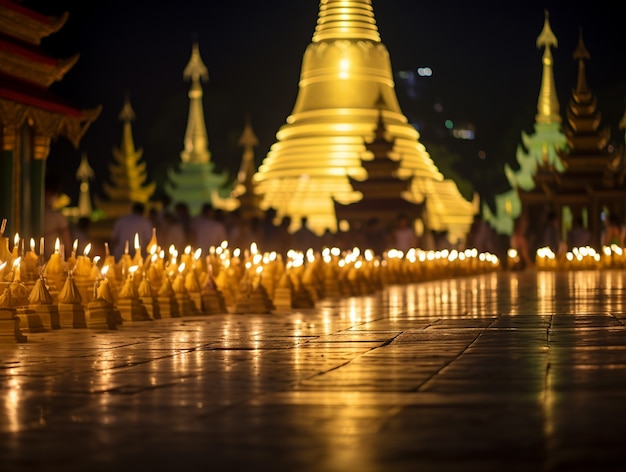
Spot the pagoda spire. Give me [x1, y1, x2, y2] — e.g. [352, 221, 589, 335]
[102, 94, 156, 210]
[181, 42, 210, 164]
[573, 28, 591, 96]
[164, 43, 230, 216]
[312, 0, 381, 43]
[75, 153, 94, 218]
[535, 10, 561, 125]
[484, 11, 567, 236]
[211, 116, 263, 221]
[254, 0, 475, 240]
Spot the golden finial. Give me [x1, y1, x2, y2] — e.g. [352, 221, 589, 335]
[573, 27, 590, 61]
[183, 42, 209, 82]
[118, 91, 136, 122]
[536, 9, 557, 49]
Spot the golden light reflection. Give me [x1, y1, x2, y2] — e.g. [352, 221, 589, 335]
[537, 271, 556, 314]
[4, 376, 20, 432]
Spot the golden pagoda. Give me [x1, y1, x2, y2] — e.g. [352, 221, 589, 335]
[213, 116, 264, 222]
[165, 43, 230, 217]
[519, 29, 623, 247]
[0, 1, 100, 238]
[253, 0, 476, 241]
[484, 11, 568, 236]
[96, 95, 156, 219]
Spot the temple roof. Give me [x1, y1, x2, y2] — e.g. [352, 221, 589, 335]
[0, 1, 99, 147]
[0, 0, 68, 45]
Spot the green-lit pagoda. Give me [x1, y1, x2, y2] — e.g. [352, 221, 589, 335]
[165, 43, 230, 217]
[517, 28, 624, 247]
[484, 11, 568, 236]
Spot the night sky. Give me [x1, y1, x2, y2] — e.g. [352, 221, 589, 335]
[21, 0, 626, 205]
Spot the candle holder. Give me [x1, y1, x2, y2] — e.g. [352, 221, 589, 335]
[0, 284, 28, 343]
[58, 271, 86, 329]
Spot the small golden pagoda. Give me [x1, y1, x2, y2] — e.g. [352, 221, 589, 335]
[253, 0, 476, 241]
[213, 116, 264, 222]
[96, 95, 156, 219]
[75, 153, 95, 218]
[0, 1, 100, 238]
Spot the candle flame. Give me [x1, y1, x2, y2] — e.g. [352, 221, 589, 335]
[54, 238, 60, 253]
[128, 265, 138, 274]
[134, 233, 140, 250]
[193, 248, 202, 260]
[184, 245, 192, 255]
[13, 232, 19, 246]
[93, 255, 101, 265]
[73, 239, 78, 252]
[13, 257, 21, 267]
[101, 265, 110, 276]
[83, 243, 92, 256]
[178, 262, 186, 273]
[29, 238, 35, 252]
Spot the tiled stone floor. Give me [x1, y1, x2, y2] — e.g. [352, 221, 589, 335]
[2, 269, 626, 471]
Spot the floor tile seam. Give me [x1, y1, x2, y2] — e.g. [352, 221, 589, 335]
[410, 317, 498, 392]
[275, 332, 405, 392]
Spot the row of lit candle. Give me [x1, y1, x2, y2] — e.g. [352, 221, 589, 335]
[507, 244, 626, 271]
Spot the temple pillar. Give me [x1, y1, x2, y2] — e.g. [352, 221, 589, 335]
[30, 133, 51, 240]
[1, 125, 16, 236]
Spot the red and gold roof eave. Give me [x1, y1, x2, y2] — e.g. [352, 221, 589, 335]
[0, 32, 79, 87]
[0, 72, 101, 148]
[0, 0, 68, 45]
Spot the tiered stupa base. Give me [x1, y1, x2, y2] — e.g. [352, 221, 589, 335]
[117, 298, 151, 322]
[23, 304, 61, 330]
[87, 299, 117, 330]
[15, 308, 46, 333]
[272, 287, 293, 312]
[201, 288, 227, 314]
[175, 293, 201, 317]
[156, 297, 180, 318]
[231, 286, 275, 314]
[140, 296, 160, 320]
[0, 307, 27, 343]
[58, 303, 87, 329]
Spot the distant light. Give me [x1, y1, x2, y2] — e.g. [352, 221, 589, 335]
[399, 70, 410, 79]
[452, 129, 475, 140]
[444, 119, 454, 129]
[478, 150, 487, 159]
[417, 67, 432, 77]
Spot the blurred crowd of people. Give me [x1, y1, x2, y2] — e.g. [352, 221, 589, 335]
[46, 174, 626, 269]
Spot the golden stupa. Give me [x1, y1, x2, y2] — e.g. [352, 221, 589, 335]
[254, 0, 476, 241]
[98, 95, 156, 219]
